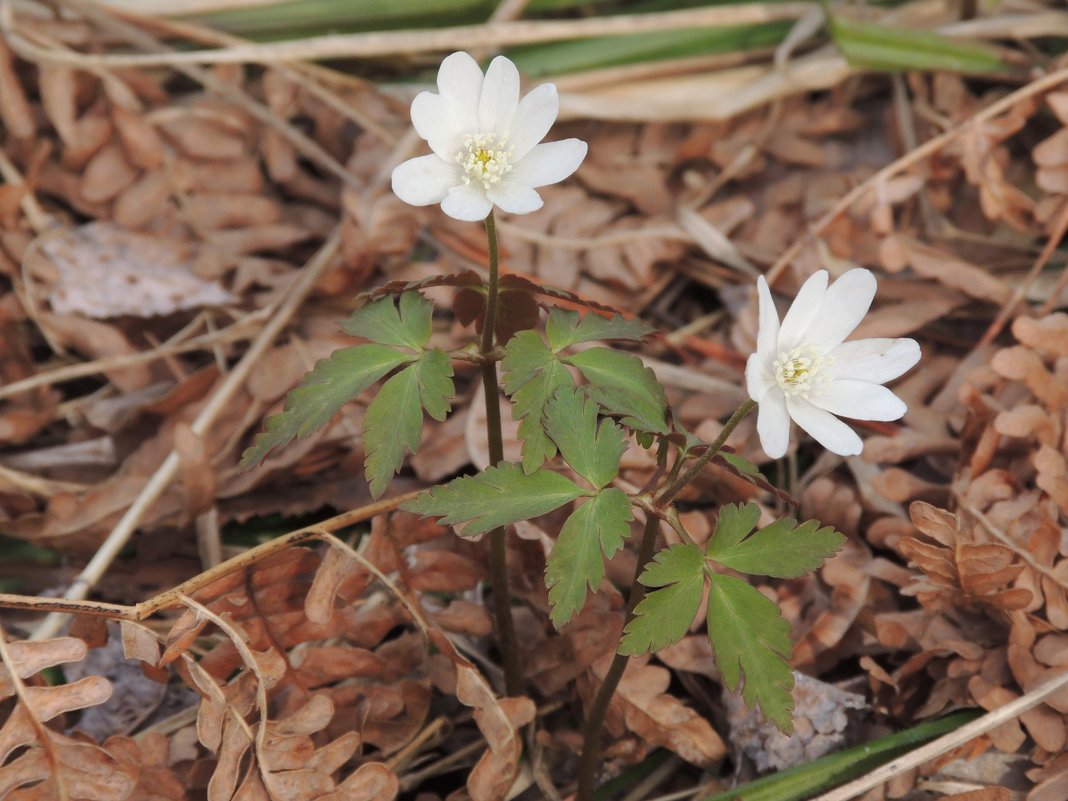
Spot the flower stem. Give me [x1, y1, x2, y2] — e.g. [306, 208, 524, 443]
[655, 398, 757, 508]
[575, 398, 757, 800]
[575, 513, 660, 801]
[479, 211, 524, 697]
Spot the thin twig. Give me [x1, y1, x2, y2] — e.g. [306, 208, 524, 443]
[965, 504, 1068, 591]
[0, 311, 266, 402]
[0, 489, 423, 621]
[27, 230, 341, 641]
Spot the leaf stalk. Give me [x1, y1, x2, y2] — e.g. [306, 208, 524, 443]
[577, 397, 757, 800]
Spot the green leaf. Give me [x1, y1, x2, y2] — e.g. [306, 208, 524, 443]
[721, 452, 762, 478]
[416, 349, 454, 422]
[618, 543, 704, 655]
[362, 352, 455, 498]
[543, 387, 626, 489]
[545, 307, 653, 352]
[402, 462, 585, 537]
[241, 344, 413, 466]
[706, 505, 845, 579]
[707, 573, 794, 732]
[340, 291, 432, 350]
[501, 331, 574, 472]
[565, 348, 669, 434]
[546, 487, 633, 628]
[705, 503, 762, 555]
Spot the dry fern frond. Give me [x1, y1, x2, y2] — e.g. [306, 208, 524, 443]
[0, 633, 136, 800]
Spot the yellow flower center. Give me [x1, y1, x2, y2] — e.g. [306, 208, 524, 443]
[457, 133, 513, 189]
[773, 346, 829, 396]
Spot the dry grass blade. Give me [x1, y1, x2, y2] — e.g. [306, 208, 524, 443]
[1, 3, 814, 66]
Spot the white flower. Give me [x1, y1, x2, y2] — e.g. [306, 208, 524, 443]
[391, 51, 587, 222]
[746, 268, 920, 459]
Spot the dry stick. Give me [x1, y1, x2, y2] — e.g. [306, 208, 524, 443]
[965, 504, 1068, 592]
[1, 3, 813, 67]
[26, 230, 340, 641]
[0, 141, 53, 233]
[978, 197, 1068, 347]
[765, 64, 1068, 286]
[0, 489, 421, 621]
[810, 666, 1068, 801]
[1037, 201, 1068, 317]
[0, 312, 265, 402]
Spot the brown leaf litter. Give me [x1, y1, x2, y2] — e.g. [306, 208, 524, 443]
[0, 3, 1067, 801]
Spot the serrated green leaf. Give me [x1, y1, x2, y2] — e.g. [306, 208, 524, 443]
[565, 348, 669, 434]
[501, 331, 575, 472]
[545, 307, 653, 352]
[546, 487, 633, 628]
[340, 290, 432, 350]
[707, 573, 794, 732]
[706, 508, 845, 579]
[705, 503, 762, 555]
[363, 352, 455, 497]
[402, 462, 585, 537]
[241, 345, 413, 466]
[619, 543, 704, 655]
[363, 365, 421, 499]
[544, 387, 626, 489]
[417, 349, 454, 422]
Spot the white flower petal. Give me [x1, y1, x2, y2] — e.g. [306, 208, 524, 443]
[777, 270, 828, 352]
[486, 181, 543, 214]
[410, 91, 466, 160]
[479, 55, 520, 139]
[507, 83, 559, 160]
[785, 396, 863, 456]
[802, 268, 877, 350]
[755, 275, 780, 360]
[391, 155, 461, 207]
[508, 139, 587, 188]
[756, 388, 791, 459]
[806, 379, 907, 421]
[437, 51, 483, 133]
[827, 337, 920, 384]
[745, 351, 772, 404]
[441, 182, 493, 221]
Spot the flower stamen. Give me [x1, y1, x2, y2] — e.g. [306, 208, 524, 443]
[772, 346, 830, 397]
[457, 133, 513, 189]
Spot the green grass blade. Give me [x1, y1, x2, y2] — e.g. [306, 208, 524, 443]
[507, 20, 792, 76]
[699, 709, 982, 801]
[828, 15, 1008, 74]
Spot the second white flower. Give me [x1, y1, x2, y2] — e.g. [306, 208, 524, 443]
[746, 268, 921, 459]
